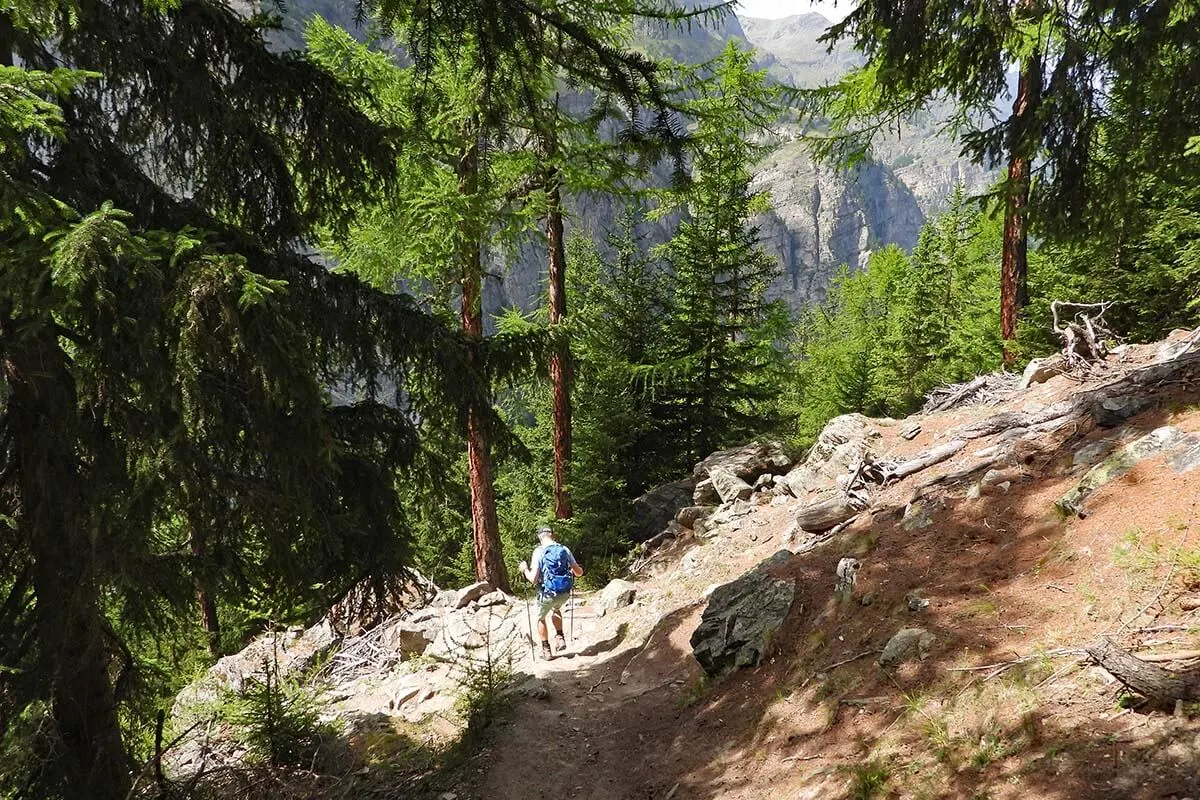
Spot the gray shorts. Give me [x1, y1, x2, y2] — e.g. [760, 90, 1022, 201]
[536, 591, 570, 620]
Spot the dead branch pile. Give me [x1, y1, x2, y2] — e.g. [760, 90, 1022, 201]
[922, 372, 1021, 414]
[318, 617, 406, 683]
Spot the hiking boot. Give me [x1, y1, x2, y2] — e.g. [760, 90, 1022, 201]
[555, 634, 567, 653]
[541, 641, 553, 660]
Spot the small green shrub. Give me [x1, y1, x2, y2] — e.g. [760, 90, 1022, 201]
[849, 759, 892, 799]
[220, 658, 339, 767]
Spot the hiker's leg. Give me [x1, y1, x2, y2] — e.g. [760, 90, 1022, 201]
[550, 609, 563, 637]
[537, 617, 548, 642]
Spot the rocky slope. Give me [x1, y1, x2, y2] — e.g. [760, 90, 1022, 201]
[167, 327, 1200, 799]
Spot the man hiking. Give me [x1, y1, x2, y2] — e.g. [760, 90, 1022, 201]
[519, 525, 583, 660]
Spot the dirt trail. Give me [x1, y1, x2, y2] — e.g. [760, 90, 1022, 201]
[443, 334, 1200, 800]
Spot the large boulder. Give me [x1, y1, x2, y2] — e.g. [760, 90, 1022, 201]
[690, 551, 796, 678]
[632, 477, 699, 543]
[455, 581, 493, 609]
[694, 441, 792, 482]
[781, 414, 881, 499]
[595, 579, 638, 616]
[710, 468, 754, 504]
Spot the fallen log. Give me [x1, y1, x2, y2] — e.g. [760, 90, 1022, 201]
[795, 494, 869, 533]
[867, 440, 967, 484]
[1087, 637, 1200, 705]
[925, 376, 989, 413]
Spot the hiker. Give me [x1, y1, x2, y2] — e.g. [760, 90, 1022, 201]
[519, 525, 583, 659]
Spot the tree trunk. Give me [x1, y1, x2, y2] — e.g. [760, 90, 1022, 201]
[457, 139, 511, 593]
[188, 518, 220, 657]
[546, 173, 573, 520]
[1000, 49, 1042, 360]
[4, 329, 131, 800]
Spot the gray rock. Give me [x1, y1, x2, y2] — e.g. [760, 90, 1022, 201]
[834, 557, 860, 600]
[1169, 434, 1200, 474]
[455, 581, 493, 609]
[595, 579, 637, 617]
[900, 422, 922, 441]
[384, 621, 434, 657]
[474, 590, 510, 608]
[900, 501, 935, 531]
[692, 478, 720, 506]
[1058, 426, 1185, 516]
[878, 628, 936, 667]
[753, 473, 775, 491]
[632, 477, 699, 543]
[694, 440, 792, 482]
[1018, 355, 1066, 389]
[675, 505, 716, 529]
[710, 468, 754, 504]
[1071, 437, 1117, 468]
[1092, 393, 1155, 428]
[690, 554, 796, 678]
[430, 590, 460, 608]
[782, 414, 881, 499]
[905, 592, 930, 612]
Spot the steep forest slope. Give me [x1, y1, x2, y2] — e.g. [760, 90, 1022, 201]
[171, 329, 1200, 800]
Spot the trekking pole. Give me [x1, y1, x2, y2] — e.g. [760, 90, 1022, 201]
[569, 586, 575, 644]
[524, 585, 537, 661]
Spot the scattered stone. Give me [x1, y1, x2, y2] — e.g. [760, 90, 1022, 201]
[430, 589, 460, 608]
[770, 494, 791, 507]
[595, 579, 637, 617]
[753, 473, 775, 491]
[835, 557, 861, 600]
[858, 592, 876, 607]
[905, 592, 930, 612]
[690, 552, 796, 678]
[675, 505, 716, 529]
[900, 502, 935, 531]
[632, 478, 699, 543]
[455, 581, 493, 609]
[878, 628, 936, 668]
[900, 422, 922, 441]
[710, 468, 754, 504]
[1180, 595, 1200, 612]
[965, 483, 982, 501]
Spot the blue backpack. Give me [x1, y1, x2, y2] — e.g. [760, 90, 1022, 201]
[539, 542, 575, 597]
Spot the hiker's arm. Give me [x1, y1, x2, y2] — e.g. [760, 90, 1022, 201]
[569, 551, 583, 577]
[520, 548, 541, 584]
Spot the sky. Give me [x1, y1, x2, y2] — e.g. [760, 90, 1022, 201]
[734, 0, 853, 22]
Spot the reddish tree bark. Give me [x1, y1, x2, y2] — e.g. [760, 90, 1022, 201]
[458, 140, 511, 592]
[546, 173, 573, 520]
[188, 518, 221, 657]
[1000, 43, 1042, 361]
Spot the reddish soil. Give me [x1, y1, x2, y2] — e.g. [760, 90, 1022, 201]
[437, 335, 1200, 800]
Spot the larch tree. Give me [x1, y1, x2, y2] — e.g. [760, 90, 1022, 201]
[806, 0, 1200, 355]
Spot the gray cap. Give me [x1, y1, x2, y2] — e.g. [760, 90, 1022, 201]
[536, 525, 553, 538]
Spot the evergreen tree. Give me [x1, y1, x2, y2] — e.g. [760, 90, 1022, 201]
[805, 0, 1200, 355]
[0, 1, 496, 796]
[656, 42, 786, 462]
